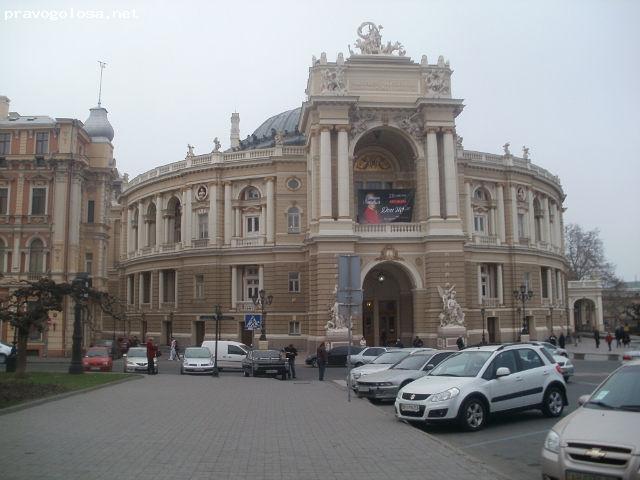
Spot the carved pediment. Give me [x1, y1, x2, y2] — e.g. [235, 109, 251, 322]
[354, 152, 392, 172]
[376, 245, 403, 262]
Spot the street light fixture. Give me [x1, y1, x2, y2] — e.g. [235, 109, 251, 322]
[480, 307, 487, 345]
[251, 289, 273, 341]
[513, 284, 534, 341]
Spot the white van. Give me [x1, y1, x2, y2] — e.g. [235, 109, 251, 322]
[201, 340, 250, 370]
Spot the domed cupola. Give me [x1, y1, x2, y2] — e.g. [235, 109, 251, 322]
[83, 106, 114, 143]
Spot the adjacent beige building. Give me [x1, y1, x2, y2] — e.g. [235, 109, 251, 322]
[110, 24, 570, 352]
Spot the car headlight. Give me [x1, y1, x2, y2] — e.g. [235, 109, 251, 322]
[353, 372, 361, 379]
[544, 430, 560, 453]
[429, 387, 460, 402]
[376, 382, 393, 386]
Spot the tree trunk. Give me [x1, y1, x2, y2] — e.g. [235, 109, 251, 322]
[15, 330, 29, 378]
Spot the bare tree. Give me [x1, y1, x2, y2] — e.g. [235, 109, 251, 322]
[564, 223, 618, 285]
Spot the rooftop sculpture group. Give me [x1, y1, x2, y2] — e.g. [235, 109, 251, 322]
[349, 22, 405, 56]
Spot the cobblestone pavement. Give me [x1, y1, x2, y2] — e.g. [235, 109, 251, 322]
[0, 374, 507, 480]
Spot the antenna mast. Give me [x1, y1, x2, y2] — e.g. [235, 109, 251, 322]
[97, 61, 107, 107]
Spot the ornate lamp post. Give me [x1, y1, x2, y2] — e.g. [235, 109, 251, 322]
[69, 273, 90, 374]
[513, 284, 534, 341]
[212, 304, 221, 377]
[251, 289, 273, 341]
[480, 307, 487, 345]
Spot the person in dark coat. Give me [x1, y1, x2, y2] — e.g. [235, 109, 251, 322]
[593, 329, 600, 349]
[146, 337, 156, 375]
[316, 342, 328, 381]
[548, 332, 557, 346]
[558, 332, 566, 349]
[456, 336, 465, 350]
[412, 336, 424, 348]
[284, 344, 298, 379]
[394, 339, 404, 348]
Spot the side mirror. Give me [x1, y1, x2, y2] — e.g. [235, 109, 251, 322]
[425, 364, 435, 371]
[578, 394, 590, 406]
[496, 367, 511, 377]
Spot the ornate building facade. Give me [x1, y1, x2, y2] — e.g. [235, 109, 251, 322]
[111, 23, 569, 351]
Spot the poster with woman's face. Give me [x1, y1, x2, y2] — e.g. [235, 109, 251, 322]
[357, 189, 414, 223]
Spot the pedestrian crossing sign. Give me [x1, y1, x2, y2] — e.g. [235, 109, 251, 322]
[244, 314, 262, 330]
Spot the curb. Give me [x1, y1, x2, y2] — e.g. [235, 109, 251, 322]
[570, 352, 621, 361]
[0, 374, 144, 416]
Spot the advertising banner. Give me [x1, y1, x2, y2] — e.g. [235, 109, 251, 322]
[357, 189, 414, 224]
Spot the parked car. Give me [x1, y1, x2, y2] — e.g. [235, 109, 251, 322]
[538, 341, 568, 357]
[201, 340, 249, 370]
[348, 346, 393, 367]
[541, 361, 640, 480]
[123, 346, 158, 374]
[357, 350, 457, 402]
[305, 345, 364, 367]
[395, 343, 567, 431]
[181, 347, 215, 375]
[242, 349, 288, 380]
[0, 340, 11, 364]
[92, 339, 122, 359]
[350, 349, 430, 389]
[622, 350, 640, 363]
[530, 341, 574, 382]
[82, 347, 113, 372]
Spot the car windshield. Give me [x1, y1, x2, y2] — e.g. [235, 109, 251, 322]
[585, 365, 640, 411]
[127, 348, 147, 357]
[392, 354, 430, 370]
[430, 351, 492, 377]
[185, 348, 210, 358]
[372, 351, 408, 364]
[86, 349, 108, 357]
[254, 350, 280, 359]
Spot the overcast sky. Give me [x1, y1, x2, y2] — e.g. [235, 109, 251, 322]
[2, 0, 638, 280]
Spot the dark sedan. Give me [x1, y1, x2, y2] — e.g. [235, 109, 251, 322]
[305, 345, 364, 367]
[242, 349, 288, 380]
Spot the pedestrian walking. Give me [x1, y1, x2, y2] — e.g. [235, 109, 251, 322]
[146, 337, 157, 375]
[169, 338, 177, 361]
[359, 337, 367, 347]
[412, 336, 424, 348]
[174, 340, 180, 361]
[593, 329, 600, 349]
[605, 332, 613, 351]
[284, 344, 298, 379]
[623, 332, 630, 348]
[456, 336, 465, 350]
[548, 332, 557, 346]
[395, 338, 404, 348]
[317, 342, 328, 381]
[558, 332, 566, 349]
[615, 326, 622, 348]
[131, 336, 139, 347]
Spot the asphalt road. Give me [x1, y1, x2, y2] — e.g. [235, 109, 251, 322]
[22, 356, 618, 480]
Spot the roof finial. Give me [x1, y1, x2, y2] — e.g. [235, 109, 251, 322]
[97, 60, 107, 107]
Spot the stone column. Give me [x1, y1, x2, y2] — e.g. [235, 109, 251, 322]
[138, 273, 143, 307]
[123, 208, 130, 254]
[260, 206, 265, 235]
[155, 195, 163, 248]
[174, 270, 179, 309]
[319, 127, 332, 218]
[180, 192, 187, 245]
[527, 189, 536, 242]
[231, 266, 238, 307]
[337, 127, 350, 218]
[547, 268, 553, 303]
[465, 182, 473, 238]
[184, 187, 192, 247]
[266, 176, 275, 243]
[426, 130, 440, 218]
[496, 184, 506, 243]
[137, 205, 144, 252]
[309, 129, 319, 222]
[209, 183, 218, 245]
[542, 196, 550, 244]
[442, 130, 459, 218]
[224, 182, 232, 245]
[497, 264, 504, 305]
[11, 236, 20, 272]
[477, 264, 483, 305]
[510, 186, 519, 244]
[259, 265, 264, 290]
[158, 270, 164, 306]
[556, 270, 562, 304]
[234, 207, 241, 237]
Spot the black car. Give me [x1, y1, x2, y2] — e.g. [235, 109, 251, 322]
[305, 345, 364, 367]
[242, 349, 288, 380]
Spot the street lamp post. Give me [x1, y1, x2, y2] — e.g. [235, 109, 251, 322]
[212, 304, 221, 377]
[69, 273, 90, 374]
[513, 284, 534, 341]
[251, 289, 273, 342]
[480, 307, 487, 345]
[549, 306, 554, 338]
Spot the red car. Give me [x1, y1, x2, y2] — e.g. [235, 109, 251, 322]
[83, 347, 113, 372]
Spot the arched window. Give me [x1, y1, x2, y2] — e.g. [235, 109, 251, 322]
[287, 207, 300, 233]
[533, 198, 542, 242]
[147, 203, 157, 247]
[244, 187, 260, 200]
[29, 238, 44, 273]
[131, 208, 139, 250]
[165, 197, 182, 244]
[0, 238, 6, 272]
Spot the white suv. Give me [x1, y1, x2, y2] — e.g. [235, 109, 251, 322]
[395, 343, 567, 431]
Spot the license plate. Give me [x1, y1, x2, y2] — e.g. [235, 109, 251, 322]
[90, 367, 101, 371]
[401, 403, 419, 412]
[358, 386, 369, 392]
[566, 470, 621, 480]
[265, 369, 277, 373]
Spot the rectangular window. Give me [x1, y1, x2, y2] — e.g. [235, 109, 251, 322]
[142, 272, 151, 304]
[163, 270, 176, 303]
[480, 265, 489, 298]
[0, 133, 11, 155]
[541, 268, 549, 298]
[288, 272, 300, 293]
[87, 200, 95, 223]
[474, 215, 486, 233]
[244, 266, 259, 300]
[287, 210, 300, 233]
[289, 321, 301, 335]
[85, 253, 93, 275]
[127, 275, 135, 304]
[517, 213, 525, 238]
[35, 132, 49, 155]
[523, 272, 531, 291]
[195, 274, 205, 299]
[198, 213, 208, 239]
[31, 187, 46, 215]
[0, 188, 8, 214]
[246, 216, 259, 235]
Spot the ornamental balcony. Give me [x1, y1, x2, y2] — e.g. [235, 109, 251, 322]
[231, 236, 265, 248]
[480, 297, 502, 308]
[354, 222, 424, 238]
[472, 234, 500, 246]
[234, 301, 257, 312]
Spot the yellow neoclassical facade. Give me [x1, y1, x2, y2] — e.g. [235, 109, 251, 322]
[109, 23, 570, 352]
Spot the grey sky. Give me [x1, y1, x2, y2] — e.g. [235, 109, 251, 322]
[2, 0, 638, 280]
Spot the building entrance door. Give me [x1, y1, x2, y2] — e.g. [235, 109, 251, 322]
[240, 322, 253, 346]
[488, 317, 498, 343]
[195, 321, 205, 346]
[378, 300, 397, 346]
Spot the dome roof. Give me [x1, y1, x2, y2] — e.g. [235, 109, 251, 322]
[83, 106, 114, 142]
[238, 107, 304, 150]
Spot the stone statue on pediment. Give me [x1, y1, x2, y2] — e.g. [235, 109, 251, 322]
[522, 146, 530, 160]
[213, 137, 221, 152]
[187, 144, 195, 157]
[353, 22, 405, 56]
[503, 142, 511, 156]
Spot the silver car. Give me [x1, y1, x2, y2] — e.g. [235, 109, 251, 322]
[181, 347, 215, 374]
[350, 348, 433, 389]
[348, 346, 395, 367]
[356, 350, 457, 402]
[541, 361, 640, 479]
[123, 347, 158, 373]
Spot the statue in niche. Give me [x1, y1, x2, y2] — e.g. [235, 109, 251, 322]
[320, 67, 346, 95]
[437, 283, 466, 327]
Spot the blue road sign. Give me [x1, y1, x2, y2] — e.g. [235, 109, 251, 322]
[244, 314, 262, 330]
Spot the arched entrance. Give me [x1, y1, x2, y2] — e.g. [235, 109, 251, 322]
[574, 298, 597, 332]
[362, 261, 415, 346]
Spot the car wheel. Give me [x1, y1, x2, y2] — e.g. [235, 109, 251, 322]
[542, 387, 564, 417]
[458, 397, 487, 431]
[243, 368, 250, 377]
[0, 353, 6, 364]
[311, 359, 317, 368]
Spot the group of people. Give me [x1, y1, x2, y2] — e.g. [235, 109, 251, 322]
[596, 326, 632, 351]
[547, 332, 567, 349]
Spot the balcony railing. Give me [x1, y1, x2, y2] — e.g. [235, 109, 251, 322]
[161, 243, 178, 252]
[192, 238, 209, 248]
[355, 222, 424, 237]
[473, 234, 499, 246]
[235, 301, 256, 312]
[481, 298, 501, 308]
[231, 236, 265, 247]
